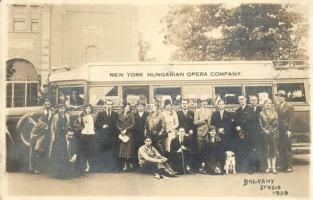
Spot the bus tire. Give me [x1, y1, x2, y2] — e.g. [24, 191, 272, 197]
[16, 112, 35, 147]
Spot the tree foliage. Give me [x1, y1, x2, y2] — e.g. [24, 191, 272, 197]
[162, 4, 308, 61]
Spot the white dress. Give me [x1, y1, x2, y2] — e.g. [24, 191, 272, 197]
[162, 110, 179, 152]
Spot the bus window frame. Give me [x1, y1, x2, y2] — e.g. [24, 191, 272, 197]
[152, 85, 183, 108]
[243, 82, 274, 105]
[56, 82, 87, 109]
[274, 80, 308, 105]
[213, 82, 243, 106]
[181, 83, 214, 108]
[88, 85, 120, 107]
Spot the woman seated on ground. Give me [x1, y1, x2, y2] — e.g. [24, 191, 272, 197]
[138, 136, 177, 179]
[205, 126, 223, 175]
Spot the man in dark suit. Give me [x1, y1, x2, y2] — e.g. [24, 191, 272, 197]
[276, 90, 294, 173]
[210, 99, 233, 151]
[210, 99, 234, 167]
[28, 99, 54, 174]
[248, 95, 263, 173]
[170, 127, 193, 174]
[65, 131, 82, 178]
[234, 95, 254, 173]
[176, 99, 197, 170]
[133, 100, 149, 168]
[95, 99, 119, 172]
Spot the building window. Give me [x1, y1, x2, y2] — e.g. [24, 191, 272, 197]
[215, 86, 242, 105]
[30, 6, 40, 32]
[12, 5, 27, 31]
[277, 83, 306, 103]
[12, 5, 40, 32]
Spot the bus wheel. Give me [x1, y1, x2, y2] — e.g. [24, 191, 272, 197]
[16, 113, 35, 147]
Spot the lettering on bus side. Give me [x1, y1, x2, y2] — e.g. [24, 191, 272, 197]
[110, 73, 124, 77]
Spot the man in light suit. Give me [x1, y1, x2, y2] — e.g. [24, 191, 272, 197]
[276, 90, 294, 173]
[194, 98, 212, 171]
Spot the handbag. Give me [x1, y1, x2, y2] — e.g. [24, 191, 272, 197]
[119, 134, 130, 143]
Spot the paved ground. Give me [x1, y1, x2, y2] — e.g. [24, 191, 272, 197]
[4, 155, 311, 198]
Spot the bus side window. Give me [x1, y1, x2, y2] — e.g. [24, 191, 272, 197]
[59, 86, 85, 109]
[89, 86, 119, 106]
[183, 85, 213, 108]
[245, 86, 273, 105]
[214, 86, 242, 105]
[276, 83, 306, 103]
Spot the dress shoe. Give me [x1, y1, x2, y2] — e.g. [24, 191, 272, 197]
[153, 173, 162, 179]
[272, 168, 278, 174]
[285, 168, 293, 173]
[34, 170, 41, 174]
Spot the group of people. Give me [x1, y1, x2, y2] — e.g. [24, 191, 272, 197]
[28, 89, 294, 179]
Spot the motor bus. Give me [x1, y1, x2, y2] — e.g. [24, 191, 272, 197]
[6, 61, 310, 171]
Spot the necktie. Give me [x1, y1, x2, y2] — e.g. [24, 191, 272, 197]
[45, 110, 49, 119]
[220, 111, 223, 120]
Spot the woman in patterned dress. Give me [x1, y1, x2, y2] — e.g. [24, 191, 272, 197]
[117, 103, 135, 171]
[259, 99, 279, 174]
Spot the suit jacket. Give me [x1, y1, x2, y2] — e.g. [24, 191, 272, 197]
[95, 110, 118, 132]
[177, 110, 195, 133]
[249, 105, 263, 144]
[170, 136, 191, 153]
[235, 104, 253, 132]
[33, 109, 54, 132]
[277, 102, 294, 133]
[117, 111, 135, 133]
[134, 111, 149, 145]
[66, 137, 78, 160]
[210, 110, 232, 133]
[95, 110, 118, 147]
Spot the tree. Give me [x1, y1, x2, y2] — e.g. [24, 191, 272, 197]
[162, 4, 308, 61]
[138, 33, 155, 62]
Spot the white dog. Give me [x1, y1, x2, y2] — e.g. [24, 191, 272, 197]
[224, 151, 236, 174]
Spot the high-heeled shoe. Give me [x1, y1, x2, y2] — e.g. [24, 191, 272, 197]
[272, 168, 278, 174]
[122, 162, 128, 172]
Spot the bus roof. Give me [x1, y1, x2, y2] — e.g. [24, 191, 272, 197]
[49, 61, 309, 82]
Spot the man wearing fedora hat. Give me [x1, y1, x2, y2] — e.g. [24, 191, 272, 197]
[275, 90, 294, 173]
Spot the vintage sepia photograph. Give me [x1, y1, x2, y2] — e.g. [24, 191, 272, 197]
[1, 0, 311, 199]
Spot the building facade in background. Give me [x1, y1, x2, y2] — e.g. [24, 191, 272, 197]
[6, 3, 139, 107]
